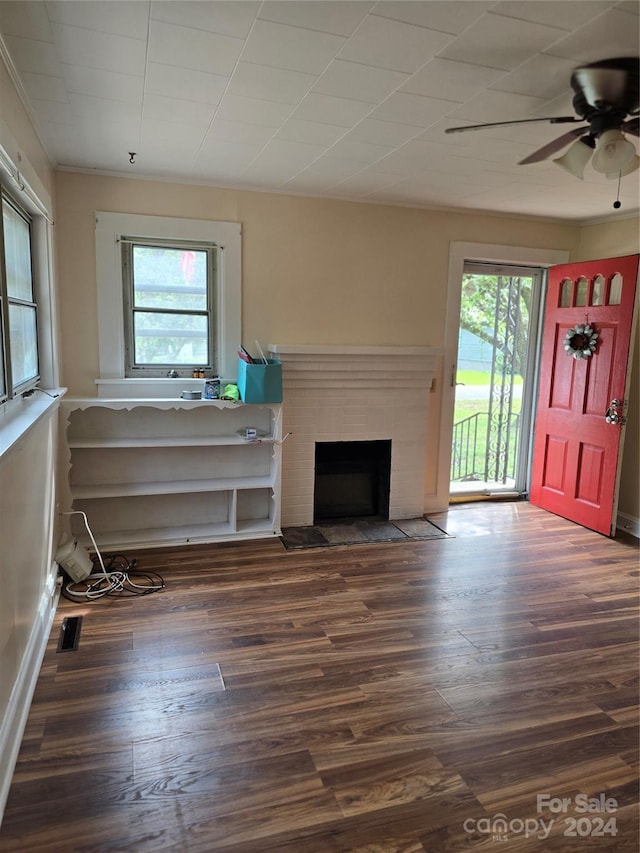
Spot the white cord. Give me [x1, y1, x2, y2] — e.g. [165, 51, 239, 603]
[61, 510, 106, 573]
[59, 511, 161, 600]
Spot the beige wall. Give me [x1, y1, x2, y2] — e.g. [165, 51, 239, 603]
[0, 53, 58, 817]
[0, 60, 53, 202]
[54, 171, 580, 390]
[574, 216, 640, 262]
[53, 171, 638, 522]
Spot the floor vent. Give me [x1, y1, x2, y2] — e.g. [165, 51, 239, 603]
[57, 616, 83, 652]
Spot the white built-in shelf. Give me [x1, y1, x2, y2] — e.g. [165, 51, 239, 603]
[68, 435, 276, 449]
[88, 520, 234, 550]
[72, 474, 276, 500]
[60, 398, 282, 550]
[90, 518, 280, 550]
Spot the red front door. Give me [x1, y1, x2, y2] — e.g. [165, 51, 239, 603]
[530, 254, 639, 535]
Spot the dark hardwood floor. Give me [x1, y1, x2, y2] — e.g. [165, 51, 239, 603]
[1, 502, 638, 852]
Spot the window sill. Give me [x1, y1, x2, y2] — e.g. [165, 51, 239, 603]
[95, 378, 222, 399]
[0, 388, 66, 462]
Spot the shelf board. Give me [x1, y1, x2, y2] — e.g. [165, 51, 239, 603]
[236, 517, 280, 536]
[68, 436, 275, 449]
[77, 520, 278, 551]
[72, 475, 275, 499]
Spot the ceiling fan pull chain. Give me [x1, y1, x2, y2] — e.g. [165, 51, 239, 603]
[613, 172, 622, 210]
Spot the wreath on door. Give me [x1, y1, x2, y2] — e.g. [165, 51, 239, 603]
[563, 323, 598, 359]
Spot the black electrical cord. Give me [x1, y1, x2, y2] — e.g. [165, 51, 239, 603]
[22, 386, 60, 398]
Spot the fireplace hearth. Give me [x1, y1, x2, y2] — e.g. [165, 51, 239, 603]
[314, 440, 391, 522]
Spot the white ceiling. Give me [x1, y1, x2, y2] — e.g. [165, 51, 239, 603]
[1, 0, 638, 221]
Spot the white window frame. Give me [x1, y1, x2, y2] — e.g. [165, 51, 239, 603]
[121, 236, 218, 377]
[0, 141, 60, 461]
[0, 187, 39, 398]
[95, 212, 241, 395]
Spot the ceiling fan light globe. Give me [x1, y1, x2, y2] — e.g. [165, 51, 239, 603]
[605, 154, 640, 179]
[592, 130, 636, 174]
[553, 138, 594, 179]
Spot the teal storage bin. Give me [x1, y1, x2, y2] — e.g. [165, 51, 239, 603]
[237, 358, 283, 403]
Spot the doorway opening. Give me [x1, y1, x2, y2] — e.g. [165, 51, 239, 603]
[450, 262, 544, 498]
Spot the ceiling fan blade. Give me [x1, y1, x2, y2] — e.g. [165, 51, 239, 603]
[445, 116, 580, 134]
[518, 127, 590, 165]
[622, 116, 640, 136]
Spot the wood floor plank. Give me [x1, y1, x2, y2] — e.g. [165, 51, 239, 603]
[0, 502, 638, 852]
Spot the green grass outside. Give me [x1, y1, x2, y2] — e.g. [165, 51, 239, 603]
[457, 369, 523, 386]
[454, 370, 523, 422]
[452, 377, 523, 481]
[454, 394, 522, 424]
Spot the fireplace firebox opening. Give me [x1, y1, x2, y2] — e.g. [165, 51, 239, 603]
[313, 440, 391, 522]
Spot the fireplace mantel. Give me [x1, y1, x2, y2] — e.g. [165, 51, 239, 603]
[269, 344, 442, 527]
[269, 344, 439, 389]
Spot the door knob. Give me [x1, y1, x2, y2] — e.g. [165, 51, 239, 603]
[605, 399, 622, 424]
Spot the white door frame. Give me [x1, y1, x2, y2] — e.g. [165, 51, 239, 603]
[434, 242, 570, 511]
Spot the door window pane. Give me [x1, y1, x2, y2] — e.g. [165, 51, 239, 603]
[609, 273, 622, 305]
[591, 275, 605, 306]
[560, 278, 572, 307]
[575, 276, 588, 307]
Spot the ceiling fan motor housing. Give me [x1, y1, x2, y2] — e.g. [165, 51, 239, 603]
[571, 57, 639, 137]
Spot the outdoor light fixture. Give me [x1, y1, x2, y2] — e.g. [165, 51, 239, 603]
[591, 129, 637, 174]
[553, 136, 596, 179]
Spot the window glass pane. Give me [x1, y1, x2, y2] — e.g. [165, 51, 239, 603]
[591, 275, 605, 306]
[132, 246, 207, 310]
[133, 312, 208, 365]
[0, 323, 5, 398]
[575, 276, 588, 307]
[9, 304, 38, 386]
[3, 199, 33, 301]
[559, 278, 572, 307]
[609, 273, 622, 305]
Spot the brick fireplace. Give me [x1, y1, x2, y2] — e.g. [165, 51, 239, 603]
[269, 345, 441, 527]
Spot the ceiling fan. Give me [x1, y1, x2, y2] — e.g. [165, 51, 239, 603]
[445, 57, 640, 181]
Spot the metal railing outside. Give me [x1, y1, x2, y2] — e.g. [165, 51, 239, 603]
[451, 411, 521, 483]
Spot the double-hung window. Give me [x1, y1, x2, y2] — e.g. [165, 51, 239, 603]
[121, 237, 216, 377]
[0, 189, 39, 400]
[95, 212, 241, 390]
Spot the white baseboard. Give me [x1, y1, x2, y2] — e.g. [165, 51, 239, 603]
[0, 573, 59, 825]
[616, 511, 640, 538]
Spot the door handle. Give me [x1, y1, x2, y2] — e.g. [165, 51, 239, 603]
[605, 399, 622, 425]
